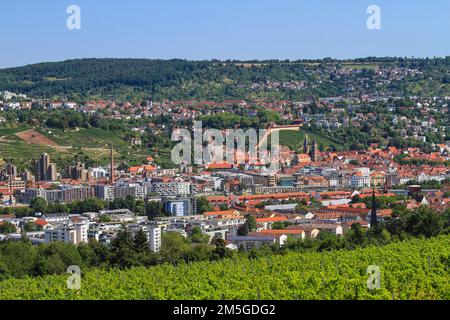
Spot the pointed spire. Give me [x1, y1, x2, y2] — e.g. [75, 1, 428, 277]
[420, 195, 429, 206]
[370, 187, 378, 228]
[303, 135, 309, 154]
[8, 160, 13, 204]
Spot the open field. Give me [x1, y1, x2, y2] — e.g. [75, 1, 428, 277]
[0, 135, 55, 160]
[16, 129, 59, 147]
[43, 128, 148, 164]
[278, 129, 345, 152]
[43, 128, 130, 149]
[0, 126, 150, 166]
[0, 236, 448, 300]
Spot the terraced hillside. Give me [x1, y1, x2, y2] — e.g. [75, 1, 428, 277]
[0, 127, 147, 167]
[278, 129, 345, 152]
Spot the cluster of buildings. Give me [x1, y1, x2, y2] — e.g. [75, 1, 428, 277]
[1, 65, 449, 251]
[0, 139, 448, 251]
[0, 209, 162, 252]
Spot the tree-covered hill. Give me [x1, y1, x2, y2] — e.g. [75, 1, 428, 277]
[0, 57, 449, 102]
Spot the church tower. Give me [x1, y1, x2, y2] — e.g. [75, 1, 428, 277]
[303, 135, 309, 154]
[370, 188, 378, 228]
[310, 140, 320, 162]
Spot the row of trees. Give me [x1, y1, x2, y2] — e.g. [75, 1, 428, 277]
[0, 225, 233, 280]
[1, 204, 448, 280]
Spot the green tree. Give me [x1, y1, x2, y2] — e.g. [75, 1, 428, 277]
[345, 223, 367, 248]
[197, 196, 213, 214]
[77, 240, 111, 268]
[98, 215, 112, 223]
[29, 197, 48, 214]
[246, 214, 257, 232]
[189, 226, 210, 244]
[110, 225, 136, 268]
[33, 242, 83, 276]
[159, 232, 190, 265]
[0, 241, 36, 279]
[403, 207, 444, 237]
[134, 228, 149, 253]
[0, 222, 17, 234]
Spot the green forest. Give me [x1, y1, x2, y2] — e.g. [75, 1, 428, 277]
[1, 57, 450, 102]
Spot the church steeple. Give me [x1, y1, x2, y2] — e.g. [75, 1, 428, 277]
[310, 140, 320, 162]
[370, 187, 378, 228]
[303, 135, 309, 154]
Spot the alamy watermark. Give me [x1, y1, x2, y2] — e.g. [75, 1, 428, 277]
[67, 265, 81, 290]
[66, 5, 81, 30]
[366, 5, 381, 30]
[171, 121, 280, 171]
[366, 265, 381, 290]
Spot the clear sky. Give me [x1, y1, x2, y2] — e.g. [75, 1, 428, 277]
[1, 0, 449, 68]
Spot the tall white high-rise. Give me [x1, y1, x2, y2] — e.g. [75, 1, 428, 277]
[148, 226, 161, 252]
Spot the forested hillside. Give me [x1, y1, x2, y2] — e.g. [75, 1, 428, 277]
[1, 57, 449, 101]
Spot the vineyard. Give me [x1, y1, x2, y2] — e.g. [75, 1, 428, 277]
[0, 236, 449, 300]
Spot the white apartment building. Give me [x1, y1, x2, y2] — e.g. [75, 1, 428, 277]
[91, 167, 109, 179]
[114, 183, 147, 199]
[148, 226, 161, 252]
[94, 184, 115, 201]
[44, 223, 89, 244]
[41, 213, 70, 224]
[151, 182, 190, 197]
[165, 200, 188, 216]
[349, 168, 371, 189]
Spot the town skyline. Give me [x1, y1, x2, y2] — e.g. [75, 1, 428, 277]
[0, 1, 449, 303]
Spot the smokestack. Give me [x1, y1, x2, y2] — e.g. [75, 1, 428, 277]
[8, 161, 13, 204]
[110, 144, 114, 184]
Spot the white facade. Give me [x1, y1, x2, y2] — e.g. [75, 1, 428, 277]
[44, 223, 88, 244]
[151, 182, 190, 197]
[349, 171, 371, 188]
[91, 167, 109, 178]
[148, 226, 161, 252]
[114, 184, 147, 199]
[94, 184, 115, 201]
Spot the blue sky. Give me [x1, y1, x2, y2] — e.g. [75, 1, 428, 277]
[1, 0, 449, 68]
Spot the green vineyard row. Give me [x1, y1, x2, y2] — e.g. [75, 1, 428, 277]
[1, 236, 449, 300]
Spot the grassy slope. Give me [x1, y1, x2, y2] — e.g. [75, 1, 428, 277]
[278, 129, 345, 152]
[0, 236, 448, 300]
[47, 128, 149, 164]
[0, 128, 57, 164]
[0, 126, 148, 165]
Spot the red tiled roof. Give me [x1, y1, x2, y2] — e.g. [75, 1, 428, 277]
[256, 217, 288, 223]
[34, 219, 48, 226]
